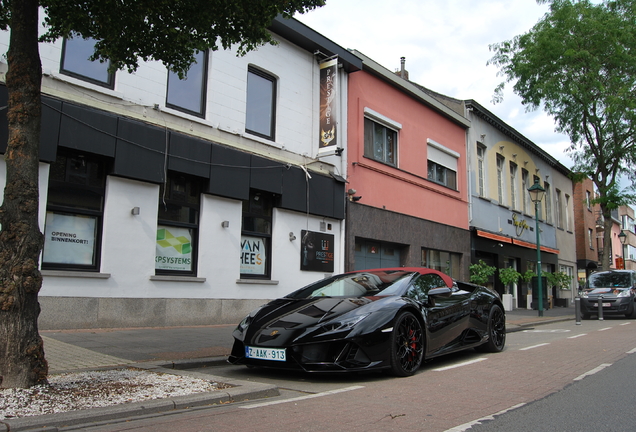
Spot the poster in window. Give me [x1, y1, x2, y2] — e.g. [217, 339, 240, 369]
[156, 225, 193, 271]
[300, 230, 334, 272]
[241, 235, 267, 275]
[318, 57, 338, 154]
[43, 212, 97, 265]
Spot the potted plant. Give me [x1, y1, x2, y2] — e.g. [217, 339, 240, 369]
[469, 260, 496, 285]
[498, 267, 521, 311]
[546, 271, 574, 307]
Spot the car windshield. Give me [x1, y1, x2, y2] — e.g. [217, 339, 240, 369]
[286, 271, 416, 299]
[587, 272, 632, 289]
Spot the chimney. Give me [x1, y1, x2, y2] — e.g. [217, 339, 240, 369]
[395, 57, 409, 80]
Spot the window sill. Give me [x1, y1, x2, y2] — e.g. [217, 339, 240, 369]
[41, 270, 111, 279]
[150, 275, 206, 283]
[236, 279, 279, 285]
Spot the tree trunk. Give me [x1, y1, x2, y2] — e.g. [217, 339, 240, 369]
[600, 204, 613, 271]
[0, 0, 48, 388]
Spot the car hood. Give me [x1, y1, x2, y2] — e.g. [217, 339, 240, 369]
[243, 296, 390, 347]
[583, 288, 630, 298]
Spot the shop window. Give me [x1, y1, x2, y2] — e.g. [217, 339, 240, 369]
[240, 190, 274, 279]
[60, 37, 114, 88]
[42, 151, 108, 271]
[166, 50, 208, 116]
[364, 117, 397, 166]
[156, 173, 200, 275]
[246, 67, 276, 140]
[422, 248, 461, 279]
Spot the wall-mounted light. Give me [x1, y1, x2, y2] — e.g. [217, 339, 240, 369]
[289, 232, 297, 241]
[499, 145, 505, 152]
[320, 221, 326, 232]
[347, 188, 357, 195]
[350, 196, 362, 202]
[131, 207, 140, 215]
[221, 221, 230, 228]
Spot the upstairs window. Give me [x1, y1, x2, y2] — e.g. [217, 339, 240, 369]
[427, 139, 459, 190]
[364, 117, 398, 166]
[476, 145, 485, 197]
[60, 37, 113, 88]
[246, 67, 276, 140]
[509, 162, 518, 210]
[166, 50, 208, 117]
[496, 154, 505, 204]
[522, 169, 530, 214]
[544, 182, 552, 224]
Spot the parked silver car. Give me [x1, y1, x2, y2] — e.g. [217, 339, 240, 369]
[580, 270, 636, 319]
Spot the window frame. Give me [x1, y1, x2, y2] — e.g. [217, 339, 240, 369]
[240, 189, 275, 279]
[166, 50, 209, 117]
[363, 116, 399, 167]
[496, 154, 505, 205]
[509, 161, 518, 210]
[155, 173, 201, 276]
[245, 66, 277, 140]
[427, 160, 457, 190]
[476, 144, 486, 197]
[42, 151, 108, 271]
[60, 37, 114, 88]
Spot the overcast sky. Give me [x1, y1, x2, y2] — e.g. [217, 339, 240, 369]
[294, 0, 574, 167]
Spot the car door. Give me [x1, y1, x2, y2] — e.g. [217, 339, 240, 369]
[406, 274, 471, 356]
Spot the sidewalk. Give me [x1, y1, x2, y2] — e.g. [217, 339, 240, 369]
[1, 307, 575, 432]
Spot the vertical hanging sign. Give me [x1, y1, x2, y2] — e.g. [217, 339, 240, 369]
[319, 57, 338, 154]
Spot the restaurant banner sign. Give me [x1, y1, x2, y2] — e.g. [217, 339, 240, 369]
[319, 57, 338, 154]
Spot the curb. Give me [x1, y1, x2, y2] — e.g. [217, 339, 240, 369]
[0, 365, 278, 432]
[506, 316, 575, 333]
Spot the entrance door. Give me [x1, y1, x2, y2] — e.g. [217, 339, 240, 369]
[354, 240, 401, 270]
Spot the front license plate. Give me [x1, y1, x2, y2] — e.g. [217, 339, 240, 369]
[245, 346, 286, 362]
[602, 303, 611, 307]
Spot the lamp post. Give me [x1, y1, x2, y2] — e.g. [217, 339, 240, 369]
[528, 179, 546, 317]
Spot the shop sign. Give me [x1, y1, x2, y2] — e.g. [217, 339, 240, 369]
[156, 226, 192, 271]
[318, 57, 338, 153]
[43, 212, 97, 265]
[300, 230, 334, 272]
[240, 235, 267, 275]
[512, 213, 530, 236]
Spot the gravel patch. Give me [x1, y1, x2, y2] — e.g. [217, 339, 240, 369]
[0, 368, 229, 420]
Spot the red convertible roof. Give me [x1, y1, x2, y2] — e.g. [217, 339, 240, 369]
[348, 267, 453, 289]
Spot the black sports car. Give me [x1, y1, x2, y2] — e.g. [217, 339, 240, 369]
[229, 267, 505, 376]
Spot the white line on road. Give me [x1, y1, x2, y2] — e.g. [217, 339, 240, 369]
[626, 347, 636, 354]
[573, 363, 612, 381]
[620, 322, 631, 326]
[239, 385, 365, 409]
[568, 334, 587, 339]
[432, 357, 488, 371]
[519, 343, 550, 351]
[598, 327, 612, 332]
[444, 403, 526, 432]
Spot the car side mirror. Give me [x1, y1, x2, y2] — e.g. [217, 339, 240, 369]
[428, 287, 452, 298]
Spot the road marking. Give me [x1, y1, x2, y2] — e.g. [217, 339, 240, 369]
[598, 327, 612, 332]
[239, 385, 365, 409]
[432, 357, 487, 372]
[573, 363, 612, 381]
[568, 334, 586, 339]
[522, 329, 571, 333]
[444, 403, 526, 432]
[627, 347, 636, 354]
[620, 322, 631, 326]
[519, 343, 550, 351]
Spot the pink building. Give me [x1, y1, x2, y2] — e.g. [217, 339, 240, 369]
[344, 53, 471, 280]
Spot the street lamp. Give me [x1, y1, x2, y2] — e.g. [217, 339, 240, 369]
[528, 179, 546, 317]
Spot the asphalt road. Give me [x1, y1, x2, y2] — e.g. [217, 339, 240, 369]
[72, 317, 636, 432]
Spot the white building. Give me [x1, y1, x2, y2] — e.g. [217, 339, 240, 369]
[0, 17, 361, 329]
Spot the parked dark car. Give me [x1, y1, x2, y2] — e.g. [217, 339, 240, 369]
[228, 267, 505, 376]
[580, 270, 636, 319]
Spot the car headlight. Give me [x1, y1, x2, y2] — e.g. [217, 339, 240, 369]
[321, 314, 370, 336]
[617, 290, 632, 298]
[237, 306, 262, 333]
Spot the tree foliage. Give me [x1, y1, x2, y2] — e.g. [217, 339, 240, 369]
[469, 260, 496, 285]
[0, 0, 323, 388]
[489, 0, 636, 269]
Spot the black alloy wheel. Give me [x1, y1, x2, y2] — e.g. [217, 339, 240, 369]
[476, 304, 506, 353]
[389, 312, 424, 377]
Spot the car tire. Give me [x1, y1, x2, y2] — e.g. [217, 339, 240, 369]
[389, 311, 424, 377]
[476, 304, 506, 353]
